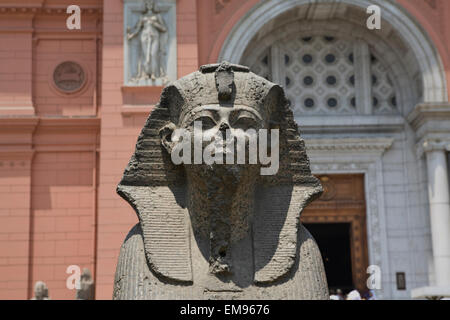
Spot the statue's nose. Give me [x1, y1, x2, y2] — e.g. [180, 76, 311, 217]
[219, 122, 229, 132]
[219, 122, 230, 141]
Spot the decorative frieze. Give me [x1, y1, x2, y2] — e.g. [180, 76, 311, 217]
[0, 6, 102, 15]
[306, 137, 394, 156]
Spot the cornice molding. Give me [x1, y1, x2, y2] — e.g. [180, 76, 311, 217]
[305, 137, 394, 155]
[0, 117, 38, 157]
[408, 103, 450, 157]
[0, 5, 102, 15]
[299, 115, 405, 135]
[0, 116, 100, 157]
[0, 117, 39, 133]
[0, 116, 100, 131]
[407, 103, 450, 132]
[0, 116, 100, 135]
[121, 105, 154, 116]
[36, 117, 101, 132]
[0, 149, 35, 160]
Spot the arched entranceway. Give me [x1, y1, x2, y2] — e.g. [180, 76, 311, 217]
[219, 0, 447, 103]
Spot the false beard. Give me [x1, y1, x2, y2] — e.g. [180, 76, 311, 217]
[185, 163, 259, 275]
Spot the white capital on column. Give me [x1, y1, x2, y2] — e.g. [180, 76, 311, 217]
[425, 141, 450, 286]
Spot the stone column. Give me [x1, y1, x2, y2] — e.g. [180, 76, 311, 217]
[353, 40, 372, 115]
[424, 140, 450, 286]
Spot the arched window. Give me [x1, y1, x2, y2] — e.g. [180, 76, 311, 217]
[244, 30, 400, 116]
[235, 0, 442, 119]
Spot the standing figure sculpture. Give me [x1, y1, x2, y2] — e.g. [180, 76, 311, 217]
[127, 0, 168, 82]
[31, 281, 50, 300]
[113, 62, 329, 299]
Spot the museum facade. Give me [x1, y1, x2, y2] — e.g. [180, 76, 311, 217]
[0, 0, 449, 299]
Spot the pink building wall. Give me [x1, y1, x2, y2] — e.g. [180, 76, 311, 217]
[0, 0, 449, 299]
[96, 0, 199, 299]
[0, 0, 101, 300]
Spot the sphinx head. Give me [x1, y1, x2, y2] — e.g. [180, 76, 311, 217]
[117, 62, 322, 282]
[159, 105, 269, 189]
[158, 62, 282, 190]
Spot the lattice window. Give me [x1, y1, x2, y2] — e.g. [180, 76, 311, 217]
[244, 35, 399, 116]
[283, 36, 356, 115]
[370, 54, 397, 114]
[249, 48, 272, 82]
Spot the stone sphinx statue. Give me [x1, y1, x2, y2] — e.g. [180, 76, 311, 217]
[113, 62, 329, 299]
[31, 281, 50, 300]
[76, 268, 95, 300]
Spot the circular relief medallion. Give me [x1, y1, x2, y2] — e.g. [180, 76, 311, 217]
[53, 61, 86, 93]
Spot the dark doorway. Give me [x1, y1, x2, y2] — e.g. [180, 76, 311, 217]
[303, 223, 354, 293]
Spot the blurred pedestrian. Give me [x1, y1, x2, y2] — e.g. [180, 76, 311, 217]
[346, 289, 362, 300]
[336, 288, 345, 300]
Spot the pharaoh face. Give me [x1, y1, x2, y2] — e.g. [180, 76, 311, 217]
[161, 103, 268, 183]
[183, 104, 265, 160]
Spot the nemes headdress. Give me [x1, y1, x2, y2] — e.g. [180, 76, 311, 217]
[117, 62, 322, 284]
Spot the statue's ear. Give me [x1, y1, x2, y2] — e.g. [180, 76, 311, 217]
[159, 84, 184, 124]
[159, 123, 176, 154]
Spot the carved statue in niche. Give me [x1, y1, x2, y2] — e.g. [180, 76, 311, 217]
[127, 0, 168, 83]
[31, 281, 50, 300]
[113, 62, 328, 299]
[76, 268, 95, 300]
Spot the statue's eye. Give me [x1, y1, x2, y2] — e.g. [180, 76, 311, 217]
[191, 116, 216, 130]
[232, 117, 259, 130]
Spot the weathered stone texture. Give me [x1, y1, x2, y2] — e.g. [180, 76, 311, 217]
[114, 223, 328, 299]
[113, 62, 328, 299]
